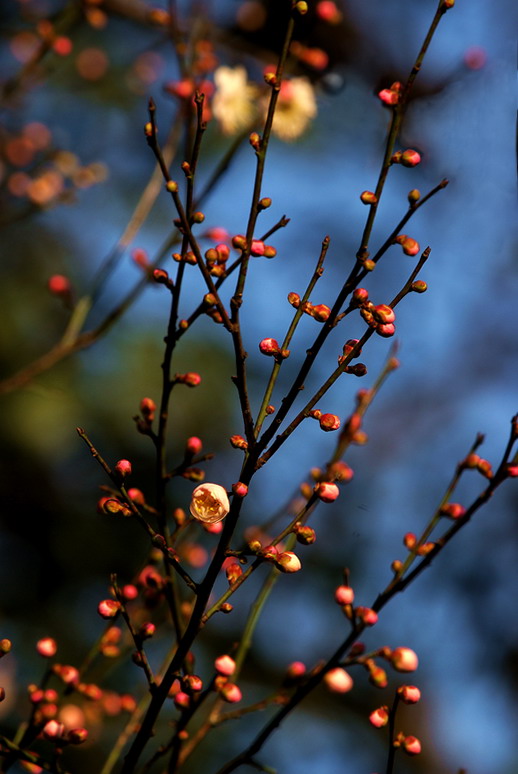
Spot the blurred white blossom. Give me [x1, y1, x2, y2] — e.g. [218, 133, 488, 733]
[212, 66, 259, 135]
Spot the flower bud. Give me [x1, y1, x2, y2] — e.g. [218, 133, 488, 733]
[263, 244, 277, 258]
[230, 434, 248, 450]
[400, 149, 421, 167]
[440, 502, 466, 519]
[127, 488, 145, 505]
[0, 640, 12, 657]
[398, 685, 421, 704]
[355, 606, 378, 626]
[250, 240, 265, 256]
[316, 482, 340, 503]
[36, 638, 57, 658]
[376, 323, 395, 338]
[67, 727, 89, 744]
[288, 292, 300, 307]
[408, 188, 421, 203]
[215, 655, 236, 676]
[390, 647, 419, 672]
[140, 397, 156, 420]
[285, 661, 306, 681]
[411, 280, 427, 293]
[295, 525, 316, 545]
[174, 691, 190, 709]
[373, 304, 395, 324]
[185, 436, 202, 456]
[114, 459, 132, 477]
[98, 599, 121, 619]
[232, 482, 248, 498]
[312, 304, 331, 322]
[403, 735, 422, 755]
[327, 461, 354, 482]
[165, 180, 178, 193]
[219, 682, 242, 703]
[369, 706, 389, 727]
[232, 234, 247, 250]
[360, 190, 378, 205]
[225, 563, 243, 585]
[276, 551, 302, 573]
[324, 667, 353, 693]
[259, 337, 280, 356]
[352, 288, 369, 305]
[334, 585, 354, 605]
[319, 413, 341, 432]
[176, 372, 201, 387]
[43, 719, 65, 740]
[190, 483, 230, 524]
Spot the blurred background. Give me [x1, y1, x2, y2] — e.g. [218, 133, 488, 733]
[0, 0, 517, 772]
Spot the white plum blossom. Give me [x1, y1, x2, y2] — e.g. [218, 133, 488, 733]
[270, 77, 317, 141]
[212, 66, 259, 135]
[190, 483, 230, 524]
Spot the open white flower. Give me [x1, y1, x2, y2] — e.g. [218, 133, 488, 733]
[212, 66, 259, 135]
[190, 483, 230, 523]
[270, 77, 317, 142]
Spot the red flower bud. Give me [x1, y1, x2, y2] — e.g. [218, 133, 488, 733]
[36, 638, 57, 658]
[403, 735, 422, 755]
[369, 706, 389, 727]
[319, 413, 341, 432]
[400, 149, 421, 167]
[398, 684, 421, 704]
[316, 482, 340, 503]
[98, 599, 121, 619]
[114, 459, 132, 477]
[259, 338, 280, 356]
[334, 585, 354, 605]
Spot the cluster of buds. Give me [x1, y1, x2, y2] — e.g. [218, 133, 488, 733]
[258, 338, 290, 361]
[378, 81, 403, 106]
[231, 234, 277, 258]
[402, 532, 435, 556]
[214, 655, 242, 703]
[440, 502, 466, 520]
[352, 288, 397, 338]
[287, 292, 332, 323]
[43, 719, 89, 745]
[460, 452, 493, 478]
[204, 242, 230, 277]
[172, 250, 197, 265]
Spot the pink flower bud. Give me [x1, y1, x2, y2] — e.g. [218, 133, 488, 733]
[36, 638, 57, 658]
[114, 459, 132, 477]
[190, 483, 230, 524]
[174, 691, 190, 709]
[53, 664, 79, 686]
[97, 599, 121, 619]
[391, 647, 418, 672]
[43, 719, 65, 740]
[250, 240, 265, 256]
[334, 585, 354, 605]
[138, 622, 156, 640]
[356, 606, 378, 626]
[185, 436, 203, 456]
[127, 488, 145, 505]
[324, 667, 353, 693]
[378, 88, 400, 106]
[398, 685, 421, 704]
[277, 551, 302, 573]
[327, 461, 354, 482]
[376, 322, 396, 338]
[352, 288, 369, 304]
[319, 413, 341, 432]
[316, 482, 340, 503]
[285, 661, 306, 680]
[369, 706, 389, 727]
[176, 372, 201, 387]
[403, 735, 422, 756]
[259, 337, 280, 356]
[373, 304, 395, 324]
[400, 149, 421, 167]
[215, 655, 236, 676]
[232, 482, 248, 497]
[219, 682, 242, 703]
[440, 502, 466, 519]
